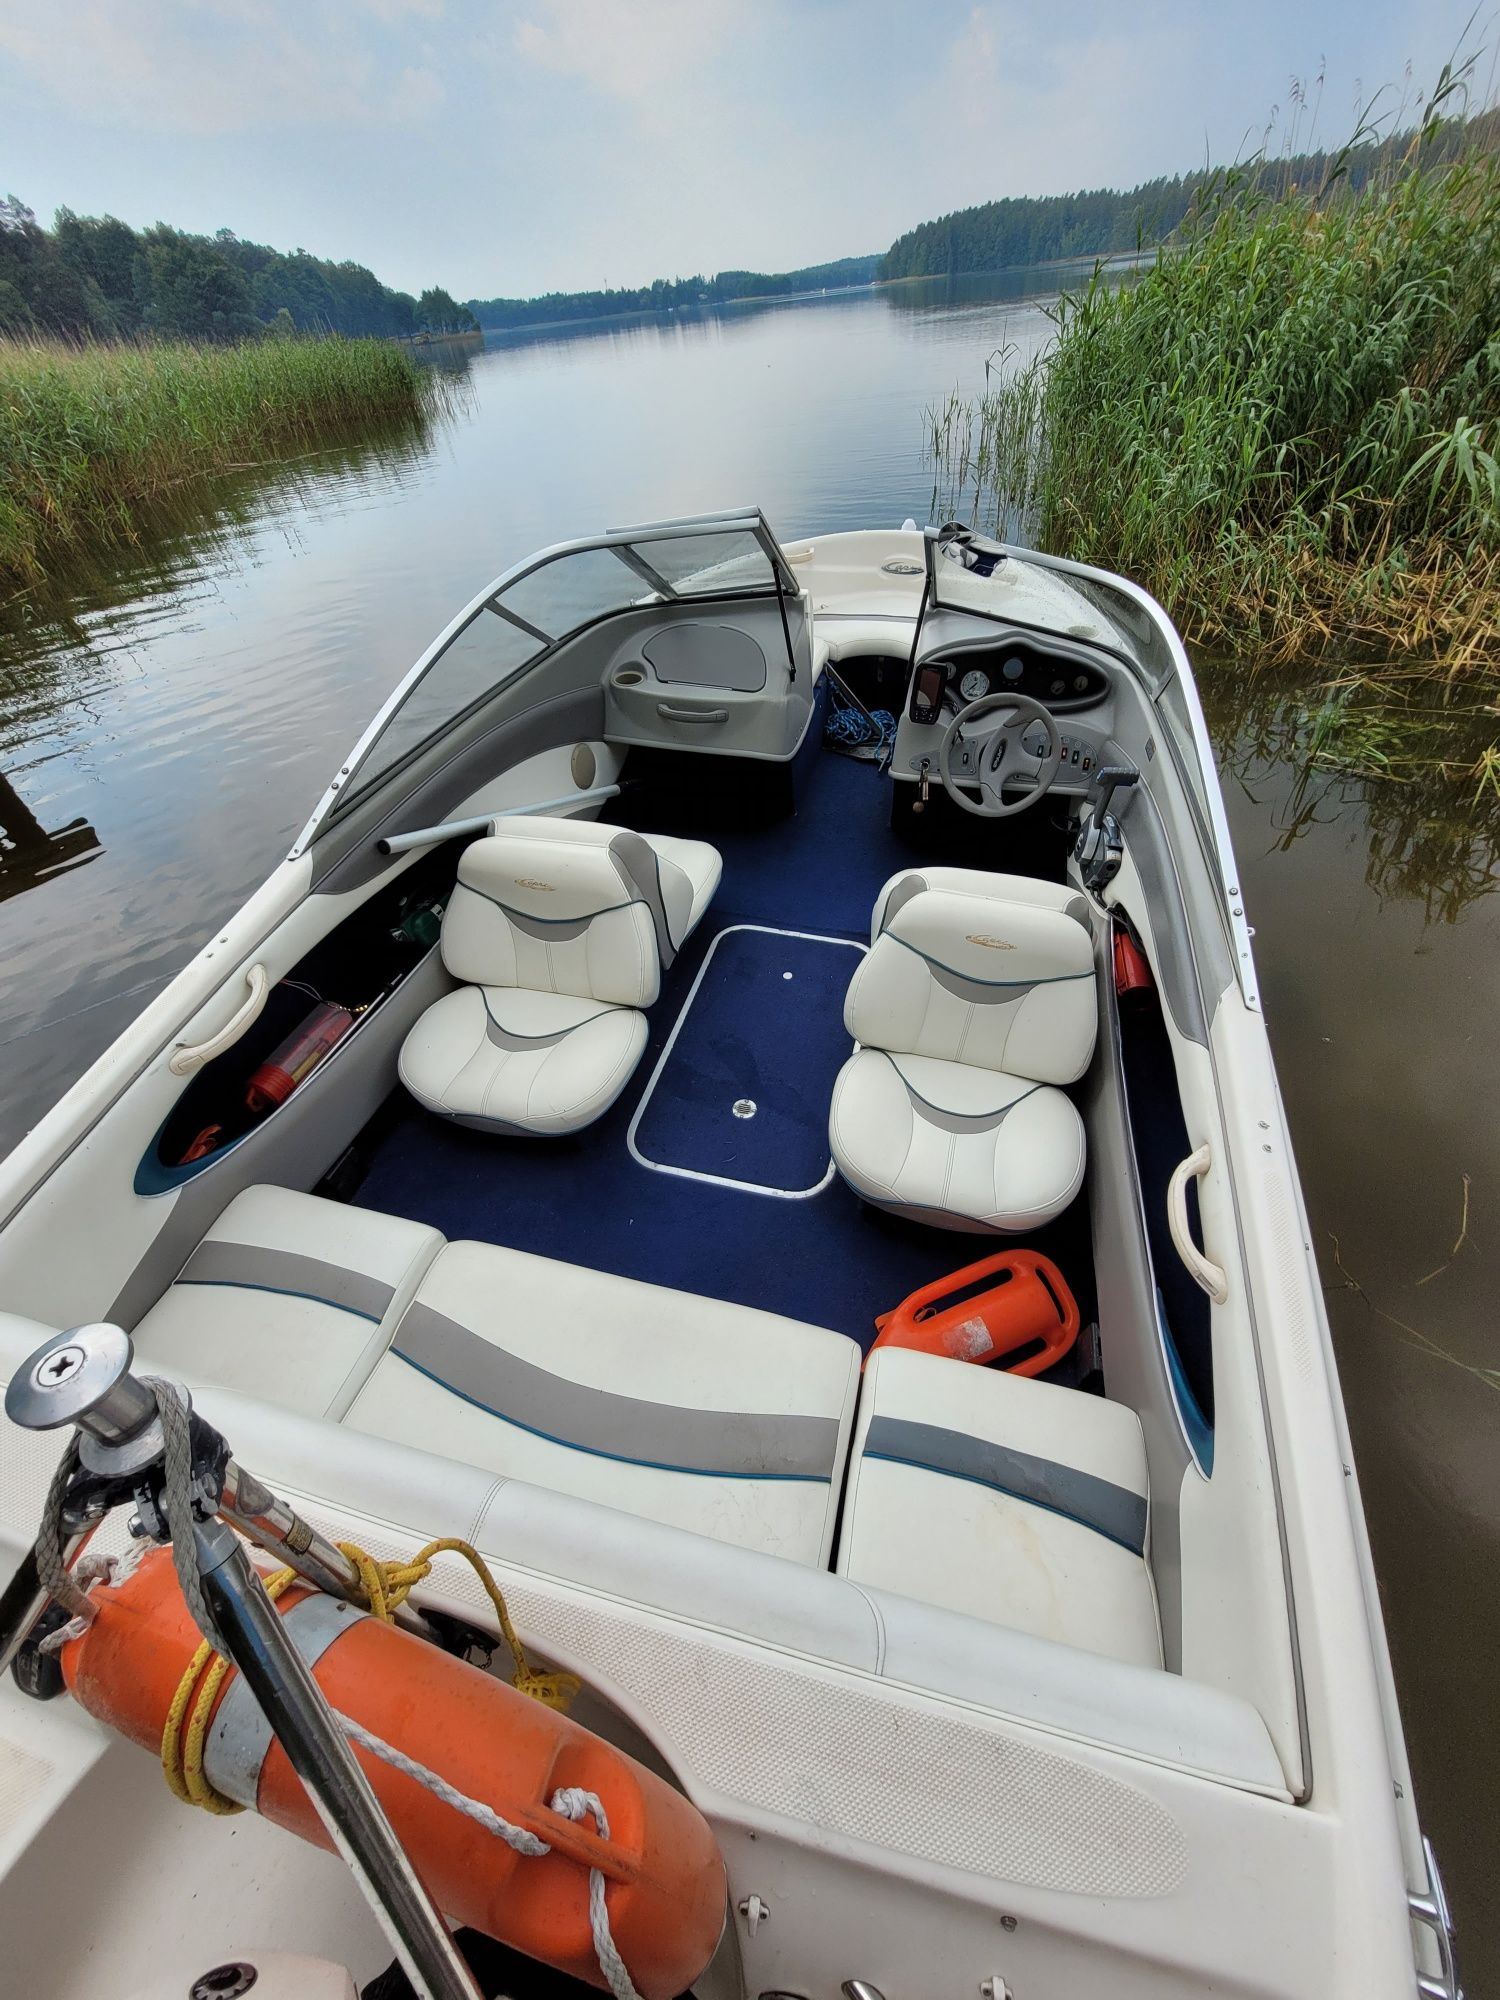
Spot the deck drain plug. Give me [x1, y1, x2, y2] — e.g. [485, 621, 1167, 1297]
[732, 1099, 757, 1119]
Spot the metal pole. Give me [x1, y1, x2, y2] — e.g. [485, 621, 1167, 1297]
[376, 783, 621, 856]
[196, 1521, 482, 2000]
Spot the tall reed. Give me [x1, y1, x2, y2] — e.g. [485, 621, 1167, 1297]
[929, 126, 1500, 675]
[0, 335, 436, 590]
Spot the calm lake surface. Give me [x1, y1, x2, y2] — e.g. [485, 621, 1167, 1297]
[2, 269, 1496, 1984]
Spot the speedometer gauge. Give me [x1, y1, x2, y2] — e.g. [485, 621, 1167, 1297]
[959, 668, 989, 700]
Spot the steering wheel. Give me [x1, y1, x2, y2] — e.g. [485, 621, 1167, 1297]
[937, 692, 1062, 818]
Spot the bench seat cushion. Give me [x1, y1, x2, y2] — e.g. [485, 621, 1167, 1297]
[837, 1348, 1162, 1668]
[129, 1185, 443, 1420]
[346, 1240, 862, 1565]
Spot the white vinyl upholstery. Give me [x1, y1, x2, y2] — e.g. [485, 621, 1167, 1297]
[400, 817, 719, 1136]
[401, 986, 649, 1137]
[829, 871, 1097, 1231]
[838, 1349, 1162, 1669]
[345, 1239, 862, 1565]
[0, 1315, 1287, 1795]
[495, 816, 722, 968]
[870, 865, 1092, 943]
[129, 1185, 443, 1420]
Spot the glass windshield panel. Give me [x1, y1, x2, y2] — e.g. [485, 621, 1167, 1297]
[342, 607, 542, 803]
[927, 529, 1176, 691]
[496, 545, 655, 637]
[636, 530, 776, 596]
[1154, 673, 1215, 835]
[1053, 572, 1177, 692]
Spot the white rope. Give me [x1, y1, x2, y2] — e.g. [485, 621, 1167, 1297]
[332, 1712, 550, 1857]
[333, 1718, 642, 2000]
[550, 1787, 644, 2000]
[37, 1538, 150, 1653]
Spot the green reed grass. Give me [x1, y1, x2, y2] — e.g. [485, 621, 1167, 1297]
[0, 334, 434, 591]
[928, 127, 1500, 677]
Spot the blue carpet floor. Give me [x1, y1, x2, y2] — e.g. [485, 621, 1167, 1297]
[351, 749, 1096, 1346]
[630, 925, 863, 1193]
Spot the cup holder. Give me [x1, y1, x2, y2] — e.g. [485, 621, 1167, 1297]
[613, 666, 645, 687]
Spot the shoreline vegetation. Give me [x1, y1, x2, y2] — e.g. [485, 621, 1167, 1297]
[928, 100, 1500, 687]
[0, 336, 436, 592]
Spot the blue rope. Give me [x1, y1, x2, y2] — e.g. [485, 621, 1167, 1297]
[824, 689, 897, 756]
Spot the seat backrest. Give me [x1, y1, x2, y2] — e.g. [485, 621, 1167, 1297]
[846, 884, 1096, 1084]
[486, 815, 699, 968]
[871, 865, 1091, 943]
[441, 825, 660, 1007]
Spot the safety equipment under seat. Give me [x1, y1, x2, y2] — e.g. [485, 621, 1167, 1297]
[870, 1249, 1080, 1376]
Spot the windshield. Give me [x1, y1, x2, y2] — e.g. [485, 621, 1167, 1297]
[925, 524, 1174, 690]
[327, 514, 790, 819]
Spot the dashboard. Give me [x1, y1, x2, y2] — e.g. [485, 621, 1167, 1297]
[908, 641, 1109, 727]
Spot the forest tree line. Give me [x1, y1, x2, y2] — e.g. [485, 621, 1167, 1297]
[0, 199, 479, 342]
[465, 255, 880, 329]
[878, 113, 1500, 278]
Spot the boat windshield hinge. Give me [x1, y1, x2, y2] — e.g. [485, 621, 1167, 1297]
[1074, 765, 1138, 893]
[1410, 1836, 1462, 1999]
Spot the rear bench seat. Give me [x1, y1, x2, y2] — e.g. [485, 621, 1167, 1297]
[837, 1347, 1162, 1669]
[129, 1187, 861, 1567]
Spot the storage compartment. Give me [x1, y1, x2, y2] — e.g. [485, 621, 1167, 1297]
[142, 847, 457, 1188]
[1113, 915, 1215, 1461]
[602, 606, 812, 762]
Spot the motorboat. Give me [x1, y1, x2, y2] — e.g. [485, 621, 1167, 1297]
[0, 511, 1459, 2000]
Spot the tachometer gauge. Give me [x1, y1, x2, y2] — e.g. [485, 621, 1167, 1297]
[959, 668, 989, 701]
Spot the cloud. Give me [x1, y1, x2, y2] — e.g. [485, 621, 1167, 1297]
[512, 0, 742, 100]
[0, 0, 448, 137]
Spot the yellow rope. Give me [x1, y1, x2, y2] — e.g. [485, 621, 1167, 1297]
[161, 1537, 578, 1815]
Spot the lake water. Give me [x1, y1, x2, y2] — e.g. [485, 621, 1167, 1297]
[1, 270, 1495, 1986]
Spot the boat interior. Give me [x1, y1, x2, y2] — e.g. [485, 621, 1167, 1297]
[2, 512, 1425, 1998]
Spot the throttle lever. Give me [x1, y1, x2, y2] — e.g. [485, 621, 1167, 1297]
[1086, 765, 1140, 822]
[1075, 764, 1139, 894]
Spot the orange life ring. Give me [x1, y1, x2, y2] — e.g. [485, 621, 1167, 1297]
[60, 1547, 726, 2000]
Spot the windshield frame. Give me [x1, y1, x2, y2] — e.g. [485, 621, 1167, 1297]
[290, 511, 796, 849]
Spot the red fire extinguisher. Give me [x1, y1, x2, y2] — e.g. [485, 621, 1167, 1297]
[245, 1003, 354, 1114]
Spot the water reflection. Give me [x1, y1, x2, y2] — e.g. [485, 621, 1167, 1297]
[0, 768, 101, 904]
[1202, 659, 1500, 922]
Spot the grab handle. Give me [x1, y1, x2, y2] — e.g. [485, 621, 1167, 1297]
[656, 703, 728, 724]
[1167, 1143, 1228, 1303]
[169, 964, 269, 1077]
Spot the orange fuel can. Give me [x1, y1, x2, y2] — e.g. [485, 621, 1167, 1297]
[870, 1249, 1080, 1376]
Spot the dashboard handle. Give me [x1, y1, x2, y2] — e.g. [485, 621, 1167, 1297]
[656, 703, 728, 724]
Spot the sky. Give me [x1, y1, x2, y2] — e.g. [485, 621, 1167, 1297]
[0, 0, 1491, 301]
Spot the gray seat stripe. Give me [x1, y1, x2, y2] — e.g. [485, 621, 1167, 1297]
[178, 1243, 395, 1323]
[391, 1302, 838, 1480]
[886, 929, 1092, 997]
[481, 998, 620, 1049]
[885, 1055, 1040, 1134]
[862, 1413, 1147, 1555]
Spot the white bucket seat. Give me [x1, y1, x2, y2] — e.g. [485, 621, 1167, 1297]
[828, 868, 1096, 1231]
[400, 817, 720, 1136]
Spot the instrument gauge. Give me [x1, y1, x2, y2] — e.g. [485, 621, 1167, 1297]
[959, 668, 990, 701]
[1050, 677, 1066, 696]
[1001, 657, 1025, 681]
